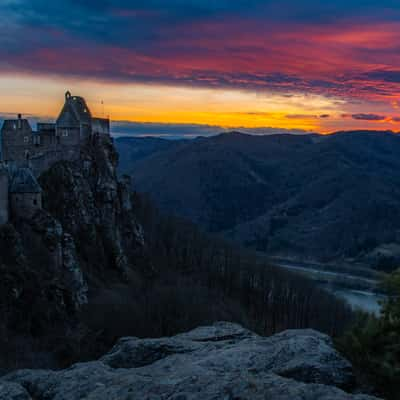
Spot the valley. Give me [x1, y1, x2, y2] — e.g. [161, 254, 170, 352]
[117, 132, 400, 273]
[116, 132, 400, 315]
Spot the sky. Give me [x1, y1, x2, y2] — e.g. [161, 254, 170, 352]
[1, 0, 400, 137]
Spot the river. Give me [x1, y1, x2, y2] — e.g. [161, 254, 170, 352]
[323, 285, 384, 315]
[273, 259, 385, 315]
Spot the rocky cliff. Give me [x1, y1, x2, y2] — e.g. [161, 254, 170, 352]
[38, 135, 146, 280]
[0, 322, 379, 400]
[0, 135, 147, 370]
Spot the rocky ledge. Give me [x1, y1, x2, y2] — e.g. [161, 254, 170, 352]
[0, 322, 379, 400]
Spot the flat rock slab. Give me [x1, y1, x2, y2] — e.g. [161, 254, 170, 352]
[0, 322, 380, 400]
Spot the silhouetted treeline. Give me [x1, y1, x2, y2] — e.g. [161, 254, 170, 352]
[123, 192, 354, 337]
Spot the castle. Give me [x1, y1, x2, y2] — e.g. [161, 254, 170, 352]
[0, 91, 110, 224]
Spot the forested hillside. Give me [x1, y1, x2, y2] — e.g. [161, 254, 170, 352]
[118, 131, 400, 270]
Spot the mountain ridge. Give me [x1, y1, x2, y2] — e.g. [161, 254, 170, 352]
[117, 130, 400, 270]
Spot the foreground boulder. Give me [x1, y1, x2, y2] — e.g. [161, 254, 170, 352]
[0, 322, 379, 400]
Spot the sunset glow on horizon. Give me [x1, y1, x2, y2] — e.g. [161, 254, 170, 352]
[1, 1, 400, 136]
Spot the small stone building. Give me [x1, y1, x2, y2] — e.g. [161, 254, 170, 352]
[9, 167, 42, 220]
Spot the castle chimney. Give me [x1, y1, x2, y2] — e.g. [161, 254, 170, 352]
[17, 114, 22, 129]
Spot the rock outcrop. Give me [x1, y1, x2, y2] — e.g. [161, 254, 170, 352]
[0, 135, 147, 371]
[39, 135, 146, 278]
[0, 322, 380, 400]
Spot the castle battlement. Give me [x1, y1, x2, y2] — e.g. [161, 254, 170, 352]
[0, 92, 110, 224]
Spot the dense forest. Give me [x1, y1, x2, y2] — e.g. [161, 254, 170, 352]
[79, 191, 355, 365]
[122, 192, 354, 337]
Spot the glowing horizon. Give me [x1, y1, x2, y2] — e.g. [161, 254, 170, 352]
[1, 1, 400, 136]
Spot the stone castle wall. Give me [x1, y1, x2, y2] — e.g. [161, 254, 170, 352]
[1, 125, 109, 177]
[2, 139, 81, 177]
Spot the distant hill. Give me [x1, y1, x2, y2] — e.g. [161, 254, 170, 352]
[117, 131, 400, 269]
[115, 137, 185, 174]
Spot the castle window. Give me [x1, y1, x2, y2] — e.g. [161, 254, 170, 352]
[33, 199, 37, 205]
[24, 136, 29, 143]
[13, 124, 16, 130]
[62, 130, 69, 137]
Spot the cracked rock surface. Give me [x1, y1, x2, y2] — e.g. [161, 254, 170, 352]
[0, 322, 380, 400]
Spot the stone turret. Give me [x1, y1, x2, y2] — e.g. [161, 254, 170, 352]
[10, 167, 42, 220]
[0, 114, 33, 163]
[0, 163, 9, 224]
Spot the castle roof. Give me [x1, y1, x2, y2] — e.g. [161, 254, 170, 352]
[69, 96, 92, 123]
[60, 91, 92, 125]
[10, 167, 42, 194]
[1, 119, 32, 131]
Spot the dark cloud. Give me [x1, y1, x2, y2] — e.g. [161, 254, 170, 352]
[1, 0, 400, 102]
[286, 114, 319, 119]
[363, 70, 400, 83]
[285, 114, 330, 119]
[351, 113, 387, 121]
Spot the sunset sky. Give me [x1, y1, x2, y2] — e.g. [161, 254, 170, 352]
[1, 0, 400, 136]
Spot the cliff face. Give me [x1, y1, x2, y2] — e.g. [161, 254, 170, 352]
[0, 322, 380, 400]
[0, 136, 146, 369]
[39, 136, 146, 280]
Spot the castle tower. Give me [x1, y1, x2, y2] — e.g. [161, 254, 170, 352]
[56, 91, 93, 144]
[9, 167, 42, 220]
[0, 163, 9, 225]
[0, 114, 33, 164]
